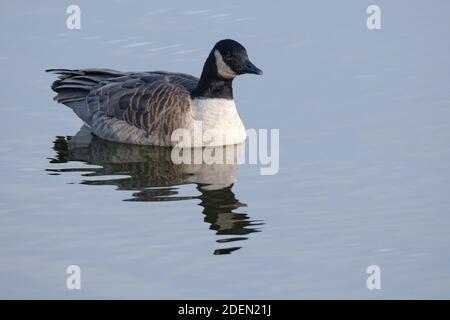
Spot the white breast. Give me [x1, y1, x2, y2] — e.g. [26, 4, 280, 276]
[191, 98, 246, 147]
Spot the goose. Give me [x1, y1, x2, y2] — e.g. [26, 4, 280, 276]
[46, 39, 262, 147]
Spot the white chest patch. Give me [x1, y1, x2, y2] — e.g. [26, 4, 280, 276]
[190, 98, 246, 146]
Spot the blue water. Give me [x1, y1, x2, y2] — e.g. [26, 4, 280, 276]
[1, 0, 450, 298]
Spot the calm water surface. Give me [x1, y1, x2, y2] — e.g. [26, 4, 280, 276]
[1, 0, 450, 298]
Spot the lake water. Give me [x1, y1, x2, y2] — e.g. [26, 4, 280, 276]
[1, 0, 450, 299]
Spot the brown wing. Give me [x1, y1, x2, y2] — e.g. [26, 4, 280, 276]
[86, 73, 195, 137]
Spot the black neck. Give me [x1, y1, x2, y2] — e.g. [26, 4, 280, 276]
[191, 53, 234, 100]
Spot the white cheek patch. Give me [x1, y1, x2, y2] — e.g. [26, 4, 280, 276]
[214, 49, 236, 79]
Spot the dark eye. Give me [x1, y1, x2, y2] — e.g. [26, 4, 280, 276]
[224, 52, 232, 59]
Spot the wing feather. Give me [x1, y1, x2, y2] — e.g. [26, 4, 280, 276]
[88, 74, 194, 142]
[48, 68, 198, 145]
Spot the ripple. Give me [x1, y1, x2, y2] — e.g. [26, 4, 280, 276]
[146, 44, 183, 52]
[122, 41, 154, 48]
[182, 9, 210, 15]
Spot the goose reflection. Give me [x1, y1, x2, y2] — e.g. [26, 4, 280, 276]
[47, 126, 263, 255]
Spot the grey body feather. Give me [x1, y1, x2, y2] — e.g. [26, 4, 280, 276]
[47, 68, 198, 146]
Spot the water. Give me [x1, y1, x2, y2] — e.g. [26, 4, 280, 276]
[1, 0, 450, 298]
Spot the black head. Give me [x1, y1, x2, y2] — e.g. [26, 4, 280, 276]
[192, 39, 262, 99]
[211, 39, 263, 79]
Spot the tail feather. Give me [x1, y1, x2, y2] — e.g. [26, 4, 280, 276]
[52, 84, 94, 92]
[46, 68, 126, 125]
